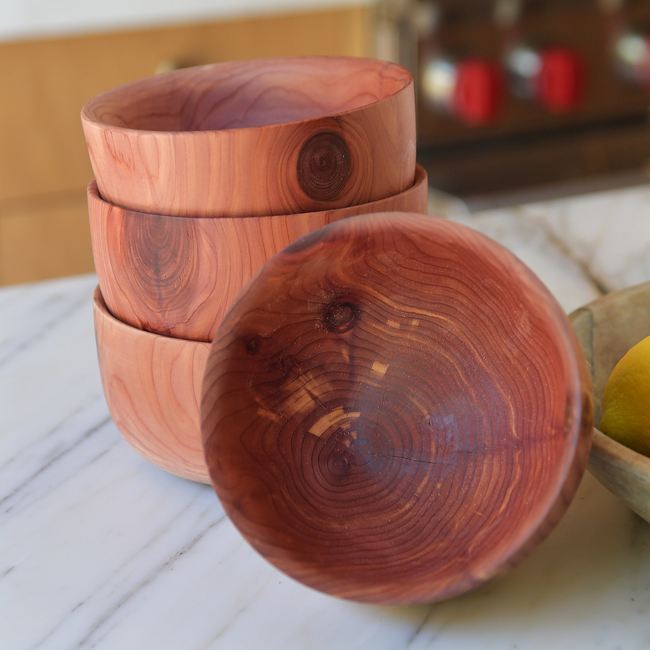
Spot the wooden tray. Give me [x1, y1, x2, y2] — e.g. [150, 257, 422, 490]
[570, 282, 650, 523]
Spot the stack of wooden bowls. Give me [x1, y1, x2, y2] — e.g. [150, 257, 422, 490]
[81, 56, 426, 483]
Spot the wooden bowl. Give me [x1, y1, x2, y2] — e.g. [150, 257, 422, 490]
[81, 56, 416, 218]
[89, 165, 428, 342]
[569, 281, 650, 523]
[201, 212, 593, 605]
[93, 286, 211, 483]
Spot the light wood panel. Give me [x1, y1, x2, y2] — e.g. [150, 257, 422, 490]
[0, 193, 95, 285]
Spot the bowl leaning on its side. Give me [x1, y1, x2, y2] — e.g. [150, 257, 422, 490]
[201, 211, 593, 605]
[569, 281, 650, 523]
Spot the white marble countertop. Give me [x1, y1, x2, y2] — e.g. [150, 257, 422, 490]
[2, 182, 650, 650]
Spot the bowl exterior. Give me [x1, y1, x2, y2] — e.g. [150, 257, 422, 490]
[89, 166, 428, 342]
[93, 286, 211, 483]
[81, 57, 416, 218]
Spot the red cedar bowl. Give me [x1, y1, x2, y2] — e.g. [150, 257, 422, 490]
[93, 287, 210, 483]
[569, 281, 650, 523]
[89, 165, 427, 342]
[81, 56, 416, 218]
[200, 211, 594, 605]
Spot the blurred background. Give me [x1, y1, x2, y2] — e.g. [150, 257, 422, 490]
[1, 0, 650, 286]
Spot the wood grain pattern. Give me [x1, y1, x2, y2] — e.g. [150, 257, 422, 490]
[0, 192, 94, 286]
[570, 282, 650, 523]
[89, 165, 427, 342]
[81, 57, 416, 218]
[201, 211, 593, 605]
[93, 287, 210, 483]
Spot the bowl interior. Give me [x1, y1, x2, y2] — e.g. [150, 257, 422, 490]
[201, 212, 590, 605]
[83, 57, 412, 133]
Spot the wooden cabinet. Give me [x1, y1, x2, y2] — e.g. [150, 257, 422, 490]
[0, 5, 370, 286]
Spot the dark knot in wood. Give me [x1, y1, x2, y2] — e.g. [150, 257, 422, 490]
[323, 301, 357, 333]
[297, 131, 351, 201]
[122, 214, 198, 303]
[245, 336, 260, 355]
[327, 433, 373, 477]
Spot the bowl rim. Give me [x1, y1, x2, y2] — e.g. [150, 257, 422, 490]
[569, 281, 650, 472]
[80, 55, 414, 137]
[86, 163, 427, 221]
[591, 427, 650, 472]
[93, 284, 210, 346]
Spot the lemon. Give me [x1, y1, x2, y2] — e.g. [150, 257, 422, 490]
[600, 335, 650, 457]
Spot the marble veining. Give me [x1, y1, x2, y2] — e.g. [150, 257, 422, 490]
[1, 181, 650, 649]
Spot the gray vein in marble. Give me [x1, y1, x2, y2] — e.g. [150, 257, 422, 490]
[0, 400, 90, 472]
[201, 574, 275, 650]
[503, 185, 650, 292]
[0, 413, 112, 511]
[403, 608, 436, 649]
[442, 210, 601, 313]
[403, 606, 460, 650]
[28, 494, 227, 650]
[0, 565, 14, 581]
[511, 206, 609, 296]
[0, 282, 93, 369]
[71, 515, 228, 650]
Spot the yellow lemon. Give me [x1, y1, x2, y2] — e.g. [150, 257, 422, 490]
[600, 334, 650, 457]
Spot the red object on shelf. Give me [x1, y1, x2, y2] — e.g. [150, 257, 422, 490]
[537, 47, 585, 112]
[452, 59, 504, 125]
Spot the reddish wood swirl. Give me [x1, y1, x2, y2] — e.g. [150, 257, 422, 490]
[89, 165, 428, 342]
[93, 287, 211, 483]
[201, 212, 593, 605]
[81, 57, 416, 218]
